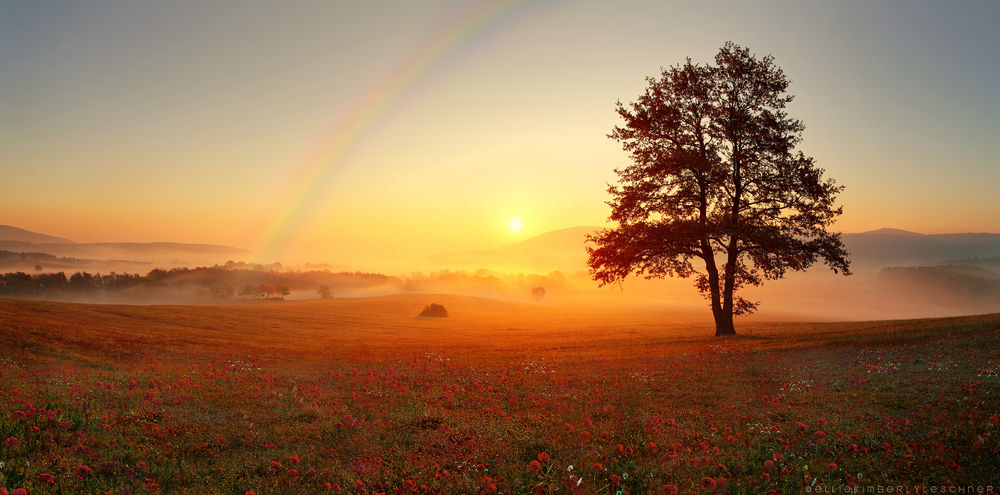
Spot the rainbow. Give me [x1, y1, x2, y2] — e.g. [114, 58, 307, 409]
[255, 0, 536, 262]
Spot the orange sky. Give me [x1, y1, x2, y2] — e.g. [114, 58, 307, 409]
[2, 1, 999, 266]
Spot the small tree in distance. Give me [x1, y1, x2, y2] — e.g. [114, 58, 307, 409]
[419, 303, 448, 318]
[276, 285, 291, 300]
[587, 42, 851, 336]
[531, 286, 546, 301]
[318, 285, 333, 299]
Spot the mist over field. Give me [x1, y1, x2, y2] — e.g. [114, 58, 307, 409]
[2, 224, 998, 322]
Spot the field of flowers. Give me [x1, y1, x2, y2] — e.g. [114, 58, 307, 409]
[1, 295, 998, 494]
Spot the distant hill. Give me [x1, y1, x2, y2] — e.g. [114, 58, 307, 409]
[857, 228, 923, 236]
[0, 224, 249, 269]
[428, 226, 1000, 273]
[0, 249, 152, 273]
[0, 225, 74, 244]
[0, 241, 248, 266]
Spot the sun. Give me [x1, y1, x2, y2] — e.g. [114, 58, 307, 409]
[508, 217, 523, 232]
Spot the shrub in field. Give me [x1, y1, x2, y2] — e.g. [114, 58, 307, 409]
[531, 286, 546, 300]
[419, 303, 448, 317]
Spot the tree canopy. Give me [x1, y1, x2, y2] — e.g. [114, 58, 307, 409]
[587, 42, 850, 336]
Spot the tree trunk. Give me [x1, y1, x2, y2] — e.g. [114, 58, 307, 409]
[713, 307, 736, 336]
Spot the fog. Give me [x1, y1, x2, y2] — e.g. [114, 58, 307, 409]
[2, 225, 998, 323]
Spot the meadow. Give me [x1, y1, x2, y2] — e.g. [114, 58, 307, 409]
[1, 295, 998, 494]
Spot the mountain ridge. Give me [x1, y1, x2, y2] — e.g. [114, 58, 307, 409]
[0, 225, 74, 244]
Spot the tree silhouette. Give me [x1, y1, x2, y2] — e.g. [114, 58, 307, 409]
[317, 285, 334, 299]
[588, 42, 850, 336]
[276, 284, 291, 299]
[530, 286, 546, 300]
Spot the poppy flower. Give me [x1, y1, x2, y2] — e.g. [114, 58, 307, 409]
[11, 490, 26, 495]
[38, 472, 55, 484]
[662, 485, 678, 495]
[701, 476, 716, 491]
[287, 469, 300, 480]
[76, 465, 93, 479]
[527, 460, 542, 473]
[591, 463, 603, 471]
[537, 452, 550, 463]
[826, 463, 837, 473]
[4, 437, 19, 448]
[137, 461, 147, 471]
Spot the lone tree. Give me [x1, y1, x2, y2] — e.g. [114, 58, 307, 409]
[587, 42, 850, 336]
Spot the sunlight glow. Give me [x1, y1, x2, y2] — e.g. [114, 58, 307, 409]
[508, 217, 523, 232]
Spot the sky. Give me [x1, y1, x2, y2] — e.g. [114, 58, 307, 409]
[2, 0, 999, 267]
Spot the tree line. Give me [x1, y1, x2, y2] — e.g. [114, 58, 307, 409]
[0, 265, 394, 299]
[0, 271, 146, 296]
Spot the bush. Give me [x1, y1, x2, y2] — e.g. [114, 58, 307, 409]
[419, 303, 448, 318]
[531, 286, 546, 300]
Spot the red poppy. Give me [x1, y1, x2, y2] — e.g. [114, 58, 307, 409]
[610, 474, 621, 487]
[537, 452, 550, 463]
[763, 460, 776, 472]
[287, 469, 300, 480]
[591, 463, 603, 471]
[826, 463, 837, 473]
[662, 485, 678, 495]
[76, 465, 93, 479]
[4, 437, 19, 448]
[701, 476, 716, 491]
[137, 461, 147, 471]
[527, 460, 542, 473]
[11, 490, 26, 495]
[38, 472, 55, 484]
